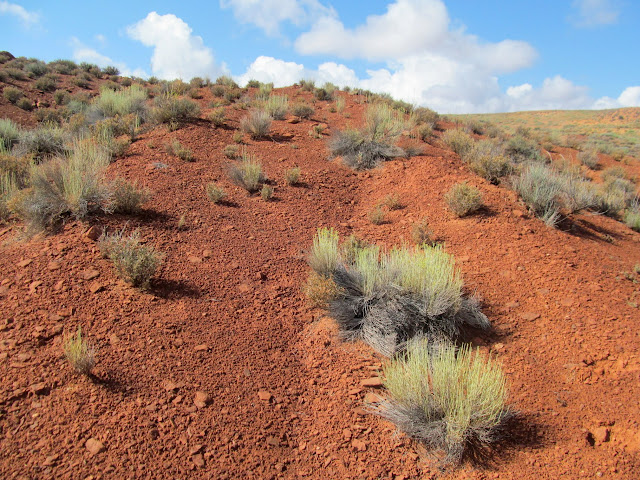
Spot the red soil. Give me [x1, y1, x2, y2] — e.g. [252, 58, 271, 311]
[1, 77, 640, 479]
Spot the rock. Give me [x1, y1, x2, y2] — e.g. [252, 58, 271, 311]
[17, 259, 32, 268]
[593, 427, 610, 443]
[192, 454, 205, 467]
[194, 391, 211, 408]
[342, 429, 352, 440]
[89, 283, 104, 294]
[351, 439, 367, 452]
[520, 312, 541, 321]
[162, 380, 183, 392]
[188, 256, 202, 264]
[202, 250, 212, 258]
[29, 281, 42, 294]
[364, 392, 382, 403]
[43, 454, 60, 466]
[266, 436, 280, 447]
[258, 390, 272, 402]
[194, 344, 209, 352]
[30, 383, 48, 395]
[361, 377, 384, 388]
[85, 438, 105, 456]
[47, 261, 61, 271]
[82, 269, 100, 281]
[85, 225, 101, 241]
[189, 444, 204, 455]
[287, 118, 300, 124]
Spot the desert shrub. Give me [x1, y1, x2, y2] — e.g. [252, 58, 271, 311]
[103, 65, 119, 76]
[260, 184, 273, 201]
[414, 107, 440, 125]
[34, 75, 57, 92]
[92, 84, 148, 119]
[309, 232, 489, 356]
[63, 327, 96, 375]
[505, 135, 542, 163]
[223, 88, 242, 103]
[151, 94, 200, 127]
[464, 140, 511, 184]
[625, 202, 640, 232]
[0, 70, 6, 82]
[232, 130, 244, 143]
[402, 141, 424, 158]
[72, 75, 90, 89]
[299, 79, 315, 91]
[166, 140, 193, 162]
[255, 82, 273, 100]
[0, 172, 18, 220]
[49, 59, 77, 75]
[513, 163, 595, 227]
[14, 125, 69, 161]
[329, 103, 407, 169]
[216, 75, 238, 89]
[368, 207, 386, 224]
[16, 141, 111, 230]
[412, 217, 435, 246]
[284, 166, 301, 185]
[333, 96, 346, 113]
[206, 183, 226, 203]
[259, 95, 288, 120]
[246, 79, 261, 88]
[442, 128, 474, 158]
[593, 177, 636, 217]
[53, 89, 69, 105]
[0, 118, 20, 150]
[3, 86, 23, 104]
[99, 229, 163, 288]
[16, 97, 32, 111]
[208, 107, 226, 126]
[24, 61, 48, 78]
[34, 108, 62, 125]
[223, 144, 239, 159]
[314, 83, 336, 101]
[445, 183, 483, 217]
[5, 68, 27, 80]
[289, 102, 313, 120]
[416, 124, 433, 142]
[240, 109, 272, 138]
[210, 84, 226, 97]
[227, 152, 265, 192]
[304, 271, 343, 308]
[190, 76, 205, 89]
[110, 178, 150, 214]
[374, 340, 511, 464]
[578, 149, 600, 169]
[601, 166, 628, 182]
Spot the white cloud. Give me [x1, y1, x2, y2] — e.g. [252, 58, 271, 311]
[0, 1, 39, 26]
[71, 37, 147, 78]
[94, 34, 107, 45]
[127, 12, 226, 80]
[219, 0, 333, 36]
[571, 0, 620, 27]
[617, 86, 640, 107]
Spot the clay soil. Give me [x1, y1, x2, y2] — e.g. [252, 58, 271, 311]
[1, 75, 640, 479]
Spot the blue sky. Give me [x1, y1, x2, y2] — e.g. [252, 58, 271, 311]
[1, 0, 639, 113]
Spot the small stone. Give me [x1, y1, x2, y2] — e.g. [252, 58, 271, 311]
[29, 281, 42, 294]
[194, 344, 209, 352]
[361, 377, 384, 388]
[85, 226, 101, 241]
[351, 439, 367, 452]
[520, 312, 541, 321]
[492, 343, 505, 352]
[364, 392, 382, 403]
[258, 390, 272, 402]
[43, 454, 59, 466]
[343, 429, 352, 440]
[30, 383, 48, 395]
[194, 391, 211, 408]
[266, 436, 280, 447]
[89, 283, 104, 294]
[202, 250, 212, 258]
[192, 454, 205, 467]
[162, 380, 182, 392]
[17, 259, 32, 268]
[188, 256, 202, 264]
[82, 269, 100, 281]
[593, 427, 610, 443]
[287, 118, 300, 124]
[189, 444, 204, 455]
[85, 438, 105, 456]
[47, 261, 61, 271]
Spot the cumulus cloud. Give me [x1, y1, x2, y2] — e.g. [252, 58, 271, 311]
[71, 37, 147, 78]
[127, 12, 227, 80]
[0, 1, 39, 26]
[570, 0, 620, 27]
[219, 0, 333, 36]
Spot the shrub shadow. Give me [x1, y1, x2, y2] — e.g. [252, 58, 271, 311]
[557, 215, 622, 243]
[151, 278, 201, 299]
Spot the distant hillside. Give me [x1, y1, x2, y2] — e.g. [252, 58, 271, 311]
[454, 107, 640, 157]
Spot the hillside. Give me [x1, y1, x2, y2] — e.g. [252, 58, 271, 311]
[1, 54, 640, 479]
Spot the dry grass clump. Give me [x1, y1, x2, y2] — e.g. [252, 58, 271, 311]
[290, 102, 314, 119]
[284, 167, 301, 185]
[92, 85, 148, 119]
[208, 107, 226, 127]
[625, 202, 640, 232]
[16, 98, 33, 111]
[260, 184, 273, 201]
[0, 118, 21, 150]
[307, 229, 489, 356]
[445, 183, 483, 217]
[601, 166, 629, 182]
[240, 110, 272, 138]
[206, 183, 226, 203]
[99, 229, 163, 288]
[259, 95, 288, 120]
[227, 152, 265, 193]
[593, 177, 636, 217]
[14, 124, 69, 161]
[412, 217, 435, 246]
[368, 206, 386, 225]
[34, 75, 58, 92]
[223, 144, 239, 159]
[378, 193, 403, 210]
[505, 135, 542, 163]
[166, 140, 193, 162]
[303, 271, 343, 308]
[578, 149, 600, 169]
[329, 103, 407, 170]
[63, 327, 96, 375]
[151, 94, 200, 128]
[110, 178, 151, 214]
[463, 140, 511, 184]
[374, 339, 511, 465]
